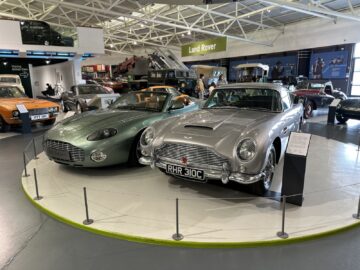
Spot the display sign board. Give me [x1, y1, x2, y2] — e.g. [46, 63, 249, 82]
[16, 104, 28, 113]
[309, 51, 349, 79]
[181, 37, 227, 57]
[330, 98, 341, 107]
[286, 132, 311, 156]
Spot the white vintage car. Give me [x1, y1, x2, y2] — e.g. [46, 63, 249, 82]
[140, 83, 303, 195]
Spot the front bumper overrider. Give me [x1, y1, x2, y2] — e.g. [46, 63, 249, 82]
[139, 156, 264, 185]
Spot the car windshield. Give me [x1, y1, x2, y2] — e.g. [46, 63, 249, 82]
[309, 83, 325, 89]
[78, 85, 106, 95]
[0, 86, 27, 98]
[297, 81, 324, 90]
[0, 77, 17, 84]
[109, 92, 169, 112]
[204, 88, 282, 112]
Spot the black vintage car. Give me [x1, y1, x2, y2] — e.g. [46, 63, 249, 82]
[147, 69, 197, 96]
[336, 99, 360, 124]
[61, 84, 109, 113]
[20, 20, 74, 47]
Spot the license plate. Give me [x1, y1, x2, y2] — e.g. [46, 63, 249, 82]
[46, 148, 70, 161]
[166, 164, 205, 181]
[31, 114, 49, 120]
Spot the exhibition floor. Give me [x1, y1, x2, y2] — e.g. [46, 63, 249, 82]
[22, 135, 360, 245]
[1, 113, 360, 269]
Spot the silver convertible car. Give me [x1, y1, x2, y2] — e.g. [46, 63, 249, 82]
[139, 83, 303, 195]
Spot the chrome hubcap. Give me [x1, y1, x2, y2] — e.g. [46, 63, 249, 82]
[263, 151, 275, 190]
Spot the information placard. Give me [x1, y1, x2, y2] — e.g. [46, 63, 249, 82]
[16, 104, 28, 113]
[329, 98, 341, 107]
[286, 132, 311, 156]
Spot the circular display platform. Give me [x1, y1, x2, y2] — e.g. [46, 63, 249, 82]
[22, 135, 360, 247]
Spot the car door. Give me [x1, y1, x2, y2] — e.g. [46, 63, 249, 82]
[66, 86, 77, 110]
[280, 91, 299, 138]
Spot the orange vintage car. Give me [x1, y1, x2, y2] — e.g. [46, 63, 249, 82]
[0, 85, 60, 132]
[140, 85, 191, 105]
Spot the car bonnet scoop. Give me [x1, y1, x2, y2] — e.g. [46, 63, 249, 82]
[184, 121, 223, 130]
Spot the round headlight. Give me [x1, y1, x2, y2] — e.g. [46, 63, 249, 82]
[141, 127, 155, 146]
[12, 110, 20, 117]
[237, 139, 256, 161]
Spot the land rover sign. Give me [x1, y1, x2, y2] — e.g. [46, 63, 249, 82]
[181, 37, 227, 57]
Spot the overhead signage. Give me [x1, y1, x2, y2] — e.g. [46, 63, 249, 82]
[181, 37, 227, 57]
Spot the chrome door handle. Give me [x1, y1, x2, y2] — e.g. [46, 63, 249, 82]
[282, 127, 288, 134]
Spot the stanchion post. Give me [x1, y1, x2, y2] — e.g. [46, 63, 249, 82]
[353, 195, 360, 220]
[33, 168, 43, 201]
[33, 138, 38, 159]
[83, 187, 94, 225]
[23, 152, 29, 177]
[277, 195, 289, 239]
[172, 198, 184, 241]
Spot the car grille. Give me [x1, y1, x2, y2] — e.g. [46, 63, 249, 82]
[29, 108, 49, 116]
[155, 143, 227, 168]
[45, 139, 85, 162]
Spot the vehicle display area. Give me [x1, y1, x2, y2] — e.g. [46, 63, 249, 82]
[22, 132, 360, 244]
[2, 0, 360, 269]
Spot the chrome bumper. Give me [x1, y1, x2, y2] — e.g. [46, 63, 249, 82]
[139, 156, 263, 185]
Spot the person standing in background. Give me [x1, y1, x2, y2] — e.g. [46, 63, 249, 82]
[196, 74, 205, 99]
[217, 74, 227, 86]
[208, 82, 216, 96]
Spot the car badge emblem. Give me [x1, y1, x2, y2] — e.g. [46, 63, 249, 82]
[181, 156, 188, 165]
[184, 136, 192, 140]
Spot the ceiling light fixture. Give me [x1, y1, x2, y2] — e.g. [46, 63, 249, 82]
[45, 59, 51, 65]
[187, 30, 191, 35]
[133, 41, 137, 45]
[181, 33, 185, 37]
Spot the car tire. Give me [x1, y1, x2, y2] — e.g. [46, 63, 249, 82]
[43, 119, 56, 126]
[0, 117, 10, 133]
[251, 145, 276, 196]
[304, 101, 314, 119]
[336, 114, 349, 124]
[128, 131, 144, 167]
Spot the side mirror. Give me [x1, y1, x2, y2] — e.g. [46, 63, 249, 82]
[169, 99, 184, 110]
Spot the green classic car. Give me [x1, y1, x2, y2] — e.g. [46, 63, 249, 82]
[44, 91, 199, 167]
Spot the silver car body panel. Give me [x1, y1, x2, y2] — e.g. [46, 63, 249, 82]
[140, 83, 303, 184]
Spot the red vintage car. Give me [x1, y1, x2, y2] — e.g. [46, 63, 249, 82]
[293, 81, 346, 118]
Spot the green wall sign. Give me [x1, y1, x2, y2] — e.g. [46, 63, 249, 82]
[181, 37, 227, 57]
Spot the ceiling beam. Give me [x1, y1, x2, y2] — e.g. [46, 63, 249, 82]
[258, 0, 360, 22]
[34, 0, 274, 46]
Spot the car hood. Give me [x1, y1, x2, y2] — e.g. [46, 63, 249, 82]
[339, 99, 360, 111]
[48, 109, 157, 140]
[0, 97, 58, 110]
[161, 108, 276, 147]
[294, 89, 321, 96]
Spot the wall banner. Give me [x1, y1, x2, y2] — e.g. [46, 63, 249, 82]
[182, 37, 227, 57]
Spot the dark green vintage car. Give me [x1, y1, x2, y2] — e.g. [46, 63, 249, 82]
[44, 91, 199, 167]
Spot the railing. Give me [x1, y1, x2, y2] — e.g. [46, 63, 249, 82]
[22, 134, 360, 243]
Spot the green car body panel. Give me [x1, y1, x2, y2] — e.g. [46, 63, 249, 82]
[44, 92, 199, 167]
